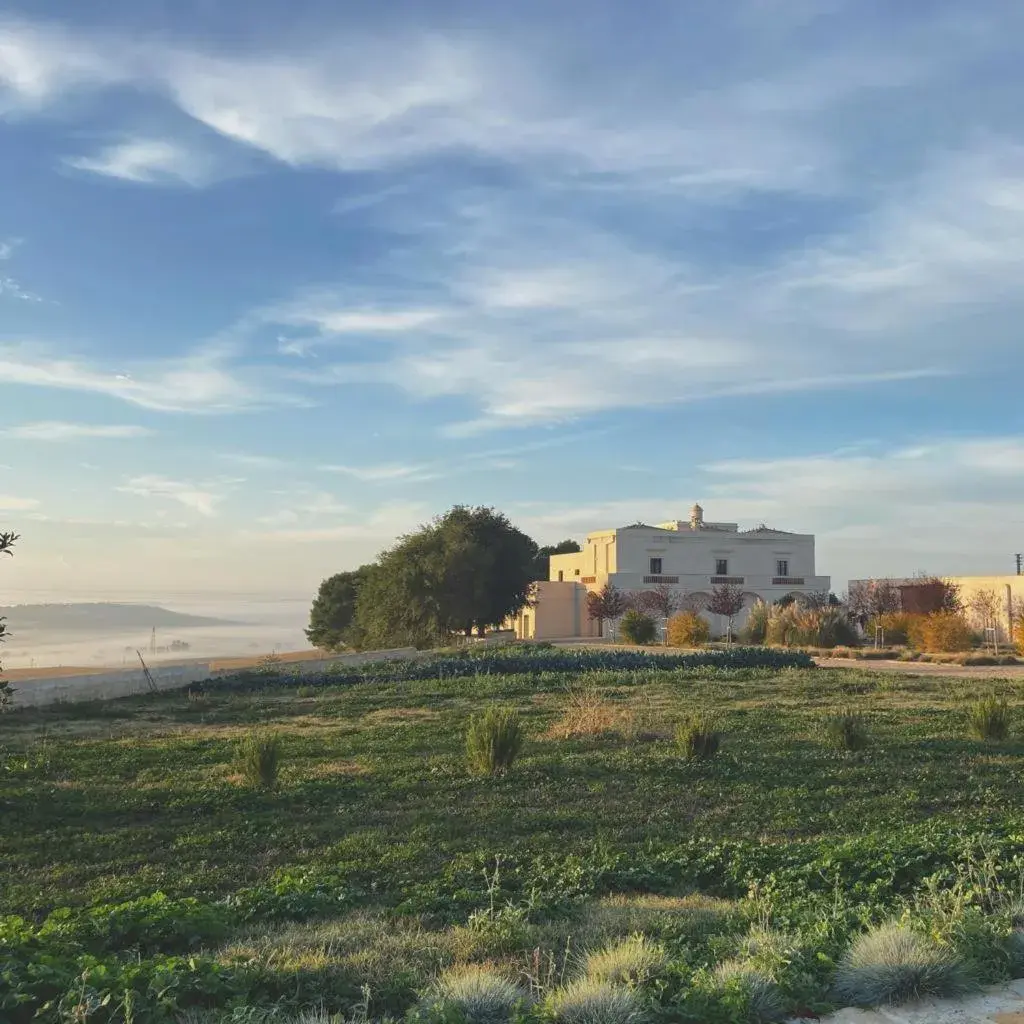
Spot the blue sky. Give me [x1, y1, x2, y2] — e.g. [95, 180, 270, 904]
[1, 0, 1024, 600]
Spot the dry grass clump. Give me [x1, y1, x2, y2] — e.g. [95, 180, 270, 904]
[832, 921, 971, 1007]
[583, 935, 666, 986]
[424, 964, 530, 1024]
[544, 979, 646, 1024]
[711, 959, 786, 1022]
[545, 685, 634, 740]
[967, 697, 1012, 742]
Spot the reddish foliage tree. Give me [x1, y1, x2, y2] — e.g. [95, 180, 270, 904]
[705, 584, 746, 643]
[586, 583, 627, 635]
[636, 582, 684, 619]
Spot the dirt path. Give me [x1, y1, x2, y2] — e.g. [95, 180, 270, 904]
[817, 657, 1024, 677]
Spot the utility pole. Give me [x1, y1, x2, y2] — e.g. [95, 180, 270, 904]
[1016, 553, 1023, 576]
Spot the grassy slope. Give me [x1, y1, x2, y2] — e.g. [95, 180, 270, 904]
[3, 665, 1024, 917]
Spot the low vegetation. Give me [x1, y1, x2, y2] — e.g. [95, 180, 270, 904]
[832, 922, 972, 1007]
[666, 610, 710, 648]
[968, 697, 1012, 741]
[675, 710, 721, 760]
[465, 706, 524, 775]
[236, 729, 282, 789]
[618, 609, 657, 646]
[5, 648, 1024, 1022]
[823, 708, 870, 752]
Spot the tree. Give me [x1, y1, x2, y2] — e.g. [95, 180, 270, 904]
[706, 584, 745, 643]
[532, 539, 581, 580]
[306, 566, 372, 651]
[907, 574, 961, 614]
[846, 579, 901, 624]
[586, 583, 626, 635]
[353, 506, 539, 648]
[0, 531, 18, 710]
[969, 588, 1002, 650]
[636, 582, 684, 619]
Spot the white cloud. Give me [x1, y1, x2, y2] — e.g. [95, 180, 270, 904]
[0, 238, 17, 260]
[2, 421, 152, 441]
[0, 343, 296, 413]
[319, 462, 440, 483]
[118, 475, 226, 516]
[0, 495, 39, 510]
[65, 137, 224, 187]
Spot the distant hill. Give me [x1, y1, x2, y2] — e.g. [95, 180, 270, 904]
[0, 603, 238, 632]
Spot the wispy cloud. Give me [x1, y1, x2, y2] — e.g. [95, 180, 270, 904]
[2, 421, 152, 441]
[319, 462, 441, 483]
[65, 137, 226, 187]
[0, 343, 298, 413]
[0, 495, 39, 511]
[118, 475, 228, 516]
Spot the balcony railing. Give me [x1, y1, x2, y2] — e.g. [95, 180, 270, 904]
[710, 576, 745, 585]
[643, 575, 680, 584]
[773, 577, 805, 586]
[580, 576, 597, 584]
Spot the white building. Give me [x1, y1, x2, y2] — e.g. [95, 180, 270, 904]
[516, 504, 830, 639]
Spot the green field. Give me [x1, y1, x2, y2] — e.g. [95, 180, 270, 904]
[4, 648, 1024, 1023]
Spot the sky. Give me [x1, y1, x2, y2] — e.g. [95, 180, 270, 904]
[1, 0, 1024, 603]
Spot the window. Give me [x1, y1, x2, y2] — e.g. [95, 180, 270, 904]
[649, 557, 663, 575]
[557, 570, 564, 582]
[574, 568, 580, 576]
[776, 559, 789, 577]
[715, 558, 728, 576]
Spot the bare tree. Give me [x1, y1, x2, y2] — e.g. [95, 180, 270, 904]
[846, 579, 901, 624]
[586, 583, 627, 636]
[969, 588, 1002, 650]
[706, 584, 746, 644]
[0, 531, 18, 710]
[637, 582, 684, 619]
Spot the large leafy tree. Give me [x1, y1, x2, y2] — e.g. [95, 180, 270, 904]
[354, 506, 539, 648]
[532, 539, 581, 580]
[306, 566, 372, 651]
[1, 531, 18, 709]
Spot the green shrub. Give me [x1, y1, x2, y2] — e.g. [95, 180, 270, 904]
[466, 707, 524, 776]
[295, 686, 317, 698]
[832, 922, 971, 1007]
[545, 979, 645, 1024]
[711, 959, 786, 1022]
[675, 712, 721, 761]
[423, 965, 529, 1024]
[740, 602, 770, 645]
[665, 611, 710, 648]
[236, 731, 282, 789]
[583, 934, 666, 986]
[823, 709, 870, 752]
[619, 610, 657, 645]
[968, 698, 1012, 742]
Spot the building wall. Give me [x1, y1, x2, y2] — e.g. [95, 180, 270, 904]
[544, 516, 829, 638]
[509, 581, 599, 640]
[948, 576, 1024, 642]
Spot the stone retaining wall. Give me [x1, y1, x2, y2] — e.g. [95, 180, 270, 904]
[7, 648, 419, 709]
